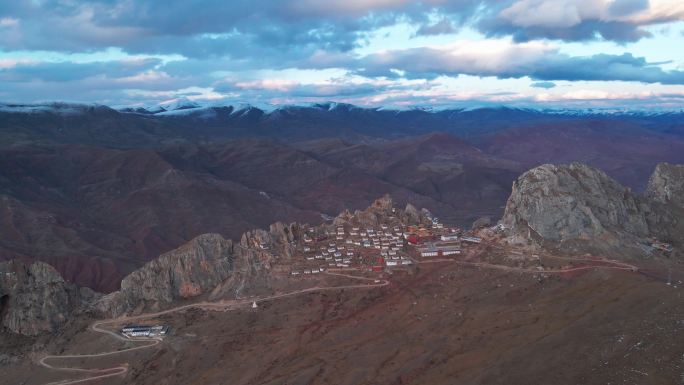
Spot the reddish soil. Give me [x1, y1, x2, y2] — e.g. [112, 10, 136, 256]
[6, 260, 682, 385]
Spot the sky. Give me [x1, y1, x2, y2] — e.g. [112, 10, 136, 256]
[1, 0, 684, 109]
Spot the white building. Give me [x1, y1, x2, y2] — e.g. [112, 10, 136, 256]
[440, 235, 459, 242]
[462, 236, 482, 243]
[419, 249, 438, 257]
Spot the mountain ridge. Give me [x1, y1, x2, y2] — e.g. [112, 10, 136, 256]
[2, 161, 681, 337]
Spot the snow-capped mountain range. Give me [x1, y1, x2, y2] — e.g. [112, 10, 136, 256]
[1, 99, 683, 118]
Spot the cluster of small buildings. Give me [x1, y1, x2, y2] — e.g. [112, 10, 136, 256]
[121, 325, 170, 338]
[405, 221, 484, 259]
[290, 211, 486, 275]
[290, 267, 326, 276]
[417, 244, 462, 258]
[292, 222, 414, 275]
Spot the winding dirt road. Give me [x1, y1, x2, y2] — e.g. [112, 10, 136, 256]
[38, 273, 388, 385]
[36, 256, 639, 384]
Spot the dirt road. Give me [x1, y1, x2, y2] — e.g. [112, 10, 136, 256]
[417, 255, 638, 274]
[38, 273, 388, 385]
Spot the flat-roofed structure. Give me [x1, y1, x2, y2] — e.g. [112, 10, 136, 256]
[121, 325, 170, 338]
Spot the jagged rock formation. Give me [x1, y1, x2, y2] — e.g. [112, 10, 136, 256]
[97, 227, 300, 317]
[642, 163, 684, 247]
[502, 162, 683, 256]
[0, 261, 98, 336]
[99, 233, 266, 316]
[646, 163, 684, 208]
[404, 203, 421, 224]
[333, 195, 432, 228]
[240, 222, 301, 261]
[502, 163, 648, 244]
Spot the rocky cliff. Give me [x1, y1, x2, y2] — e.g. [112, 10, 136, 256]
[334, 194, 432, 228]
[643, 163, 684, 247]
[501, 162, 682, 255]
[98, 233, 273, 316]
[0, 261, 98, 336]
[646, 163, 684, 208]
[1, 195, 436, 333]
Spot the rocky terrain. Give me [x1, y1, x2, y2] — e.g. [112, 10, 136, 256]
[2, 162, 681, 338]
[91, 264, 681, 385]
[0, 260, 98, 336]
[0, 163, 682, 384]
[501, 162, 684, 258]
[98, 234, 241, 317]
[2, 105, 683, 293]
[646, 162, 684, 208]
[0, 195, 428, 338]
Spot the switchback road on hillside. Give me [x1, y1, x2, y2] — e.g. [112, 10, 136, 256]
[38, 273, 388, 385]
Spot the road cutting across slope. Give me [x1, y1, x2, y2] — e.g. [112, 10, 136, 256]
[38, 273, 387, 385]
[417, 255, 638, 274]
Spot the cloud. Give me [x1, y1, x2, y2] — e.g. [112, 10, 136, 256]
[0, 17, 19, 27]
[480, 0, 684, 42]
[415, 19, 458, 36]
[357, 40, 554, 79]
[0, 1, 403, 58]
[214, 78, 391, 98]
[533, 89, 684, 104]
[608, 0, 650, 17]
[0, 0, 683, 108]
[0, 0, 680, 69]
[0, 59, 162, 82]
[356, 40, 684, 84]
[531, 81, 556, 89]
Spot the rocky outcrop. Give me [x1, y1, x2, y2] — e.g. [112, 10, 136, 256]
[403, 203, 421, 224]
[0, 261, 98, 336]
[100, 234, 231, 316]
[333, 195, 432, 228]
[240, 222, 300, 260]
[501, 162, 683, 255]
[472, 216, 492, 230]
[501, 163, 649, 250]
[643, 163, 684, 247]
[0, 195, 446, 332]
[646, 163, 684, 208]
[98, 233, 277, 316]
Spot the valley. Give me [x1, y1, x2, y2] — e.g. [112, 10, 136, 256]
[2, 104, 684, 293]
[4, 3, 684, 384]
[1, 105, 684, 385]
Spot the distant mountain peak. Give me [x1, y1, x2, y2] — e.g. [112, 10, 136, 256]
[158, 97, 201, 111]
